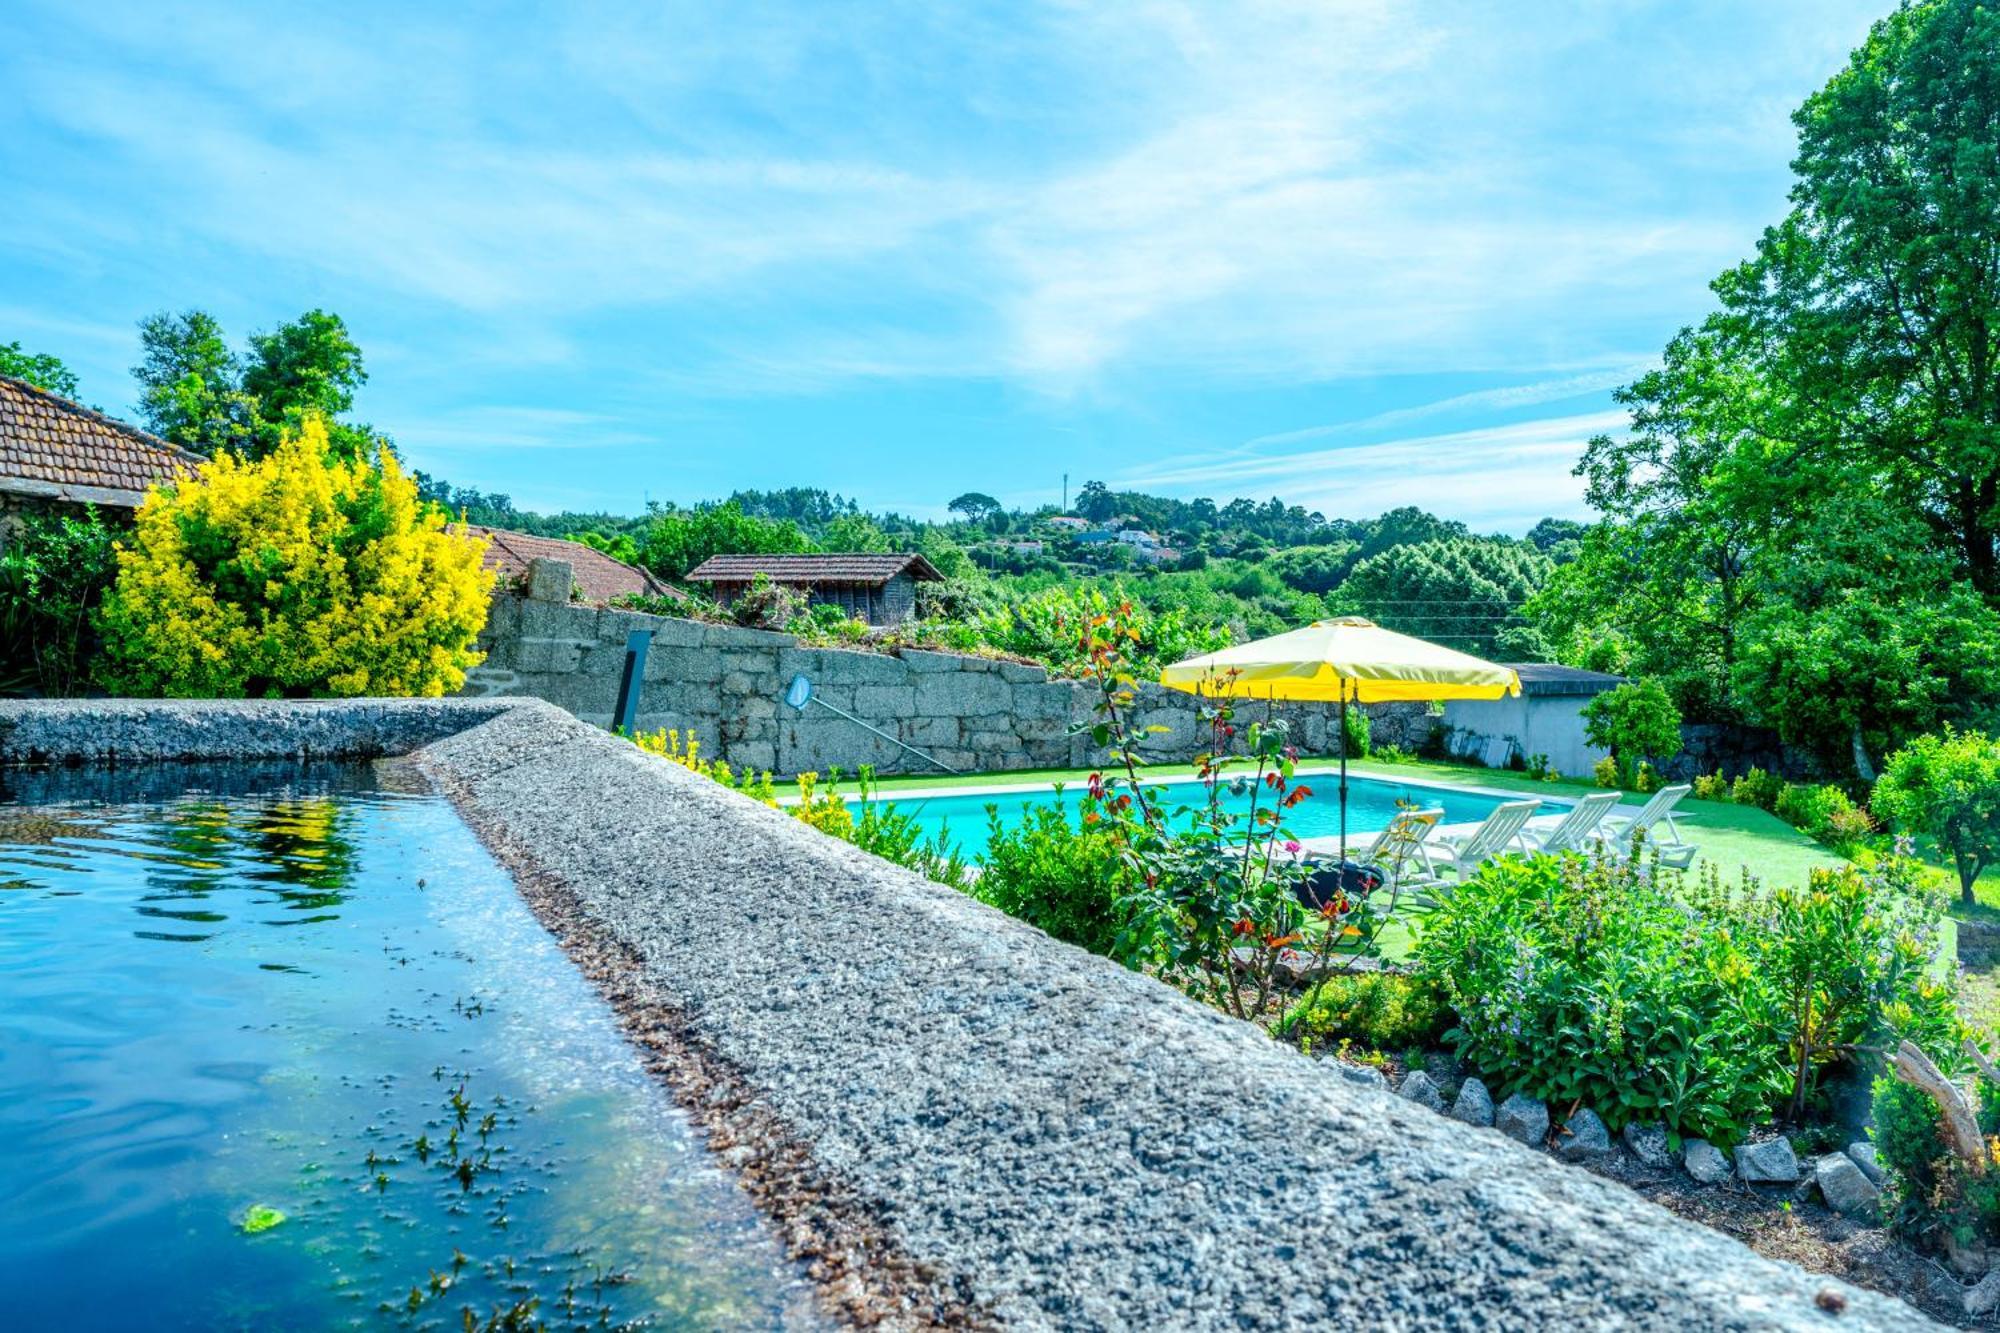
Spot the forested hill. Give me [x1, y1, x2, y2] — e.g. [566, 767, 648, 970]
[410, 472, 1580, 661]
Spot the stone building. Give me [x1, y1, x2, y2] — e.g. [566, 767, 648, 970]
[462, 525, 678, 605]
[686, 552, 943, 627]
[0, 374, 203, 546]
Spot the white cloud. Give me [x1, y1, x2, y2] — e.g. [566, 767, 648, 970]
[1119, 409, 1628, 531]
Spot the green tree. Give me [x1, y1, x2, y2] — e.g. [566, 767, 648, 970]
[240, 309, 372, 457]
[1582, 680, 1684, 786]
[821, 513, 894, 552]
[1541, 0, 2000, 763]
[1339, 538, 1551, 656]
[132, 309, 376, 459]
[133, 310, 254, 454]
[947, 492, 1001, 523]
[641, 501, 813, 580]
[0, 341, 79, 398]
[1874, 728, 2000, 904]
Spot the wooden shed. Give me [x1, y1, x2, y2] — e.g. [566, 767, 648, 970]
[686, 553, 943, 627]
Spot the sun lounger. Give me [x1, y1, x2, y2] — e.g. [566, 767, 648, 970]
[1597, 783, 1697, 866]
[1424, 799, 1542, 877]
[1519, 790, 1622, 855]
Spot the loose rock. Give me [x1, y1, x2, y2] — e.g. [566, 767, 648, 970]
[1684, 1139, 1732, 1185]
[1815, 1152, 1881, 1220]
[1734, 1137, 1801, 1184]
[1336, 1061, 1386, 1089]
[1621, 1121, 1674, 1170]
[1966, 1270, 2000, 1319]
[1450, 1077, 1495, 1127]
[1397, 1070, 1445, 1114]
[1846, 1142, 1885, 1186]
[1494, 1093, 1549, 1146]
[1556, 1108, 1612, 1161]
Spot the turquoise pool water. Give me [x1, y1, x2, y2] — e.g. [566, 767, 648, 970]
[0, 766, 816, 1330]
[865, 773, 1561, 856]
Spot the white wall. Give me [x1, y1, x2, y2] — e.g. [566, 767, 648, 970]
[1440, 695, 1608, 778]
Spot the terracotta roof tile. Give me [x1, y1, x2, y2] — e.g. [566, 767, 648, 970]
[462, 526, 680, 606]
[686, 553, 944, 585]
[0, 374, 204, 506]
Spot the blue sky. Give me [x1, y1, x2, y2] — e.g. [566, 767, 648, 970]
[0, 1, 1882, 530]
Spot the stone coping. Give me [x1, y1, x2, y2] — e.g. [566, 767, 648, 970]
[0, 697, 1930, 1329]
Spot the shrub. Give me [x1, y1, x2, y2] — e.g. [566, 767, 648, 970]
[1341, 705, 1371, 758]
[1411, 848, 1950, 1146]
[97, 418, 492, 697]
[630, 728, 777, 803]
[727, 572, 806, 629]
[1874, 727, 2000, 905]
[1732, 766, 1784, 811]
[1775, 782, 1864, 842]
[1275, 972, 1448, 1054]
[0, 506, 119, 695]
[1872, 1074, 2000, 1252]
[1581, 679, 1683, 786]
[973, 794, 1130, 959]
[1593, 755, 1620, 788]
[1692, 771, 1732, 802]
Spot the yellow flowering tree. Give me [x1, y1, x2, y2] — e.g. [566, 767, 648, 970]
[98, 417, 494, 697]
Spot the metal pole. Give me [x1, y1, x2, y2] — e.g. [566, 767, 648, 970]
[1339, 682, 1350, 862]
[800, 696, 964, 775]
[612, 630, 653, 734]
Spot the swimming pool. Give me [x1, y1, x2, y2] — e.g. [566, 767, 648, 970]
[862, 772, 1563, 857]
[0, 765, 818, 1329]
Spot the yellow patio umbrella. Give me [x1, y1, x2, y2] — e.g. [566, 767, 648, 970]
[1159, 617, 1521, 857]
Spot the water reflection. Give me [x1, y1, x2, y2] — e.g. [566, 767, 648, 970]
[0, 770, 819, 1330]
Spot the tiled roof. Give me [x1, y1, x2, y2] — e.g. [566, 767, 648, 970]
[462, 526, 681, 605]
[1508, 663, 1627, 697]
[686, 552, 945, 586]
[0, 374, 204, 506]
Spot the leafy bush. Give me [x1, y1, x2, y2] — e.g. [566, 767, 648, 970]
[1412, 849, 1950, 1145]
[972, 794, 1130, 958]
[727, 572, 807, 629]
[1341, 705, 1371, 758]
[939, 584, 1232, 680]
[1275, 972, 1448, 1054]
[1872, 1074, 2000, 1252]
[1593, 755, 1620, 788]
[97, 418, 493, 697]
[1775, 782, 1866, 844]
[0, 506, 119, 695]
[1581, 679, 1683, 786]
[1692, 771, 1731, 801]
[1874, 727, 2000, 904]
[630, 728, 777, 802]
[1732, 766, 1784, 811]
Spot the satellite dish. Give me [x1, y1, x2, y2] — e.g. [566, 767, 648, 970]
[784, 675, 814, 711]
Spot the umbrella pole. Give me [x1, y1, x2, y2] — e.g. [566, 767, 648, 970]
[1339, 684, 1350, 861]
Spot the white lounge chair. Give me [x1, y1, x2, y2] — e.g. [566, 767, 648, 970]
[1597, 783, 1697, 867]
[1425, 799, 1542, 877]
[1519, 790, 1622, 855]
[1356, 806, 1445, 889]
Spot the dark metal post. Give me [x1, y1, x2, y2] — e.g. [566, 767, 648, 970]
[1339, 682, 1350, 861]
[612, 629, 653, 734]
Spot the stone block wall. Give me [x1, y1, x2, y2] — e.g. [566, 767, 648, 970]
[462, 586, 1435, 777]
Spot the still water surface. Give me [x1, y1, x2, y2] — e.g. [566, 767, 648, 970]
[0, 765, 817, 1330]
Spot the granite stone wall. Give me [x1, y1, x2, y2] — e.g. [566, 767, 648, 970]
[461, 577, 1433, 776]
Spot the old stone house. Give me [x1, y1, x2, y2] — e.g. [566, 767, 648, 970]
[686, 552, 943, 627]
[461, 525, 679, 606]
[0, 374, 203, 547]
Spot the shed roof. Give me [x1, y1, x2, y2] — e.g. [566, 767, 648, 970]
[687, 552, 944, 586]
[0, 374, 205, 507]
[463, 526, 680, 605]
[1507, 663, 1627, 697]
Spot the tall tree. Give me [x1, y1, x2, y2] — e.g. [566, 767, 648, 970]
[0, 341, 79, 398]
[133, 311, 253, 454]
[240, 309, 370, 456]
[1539, 0, 2000, 770]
